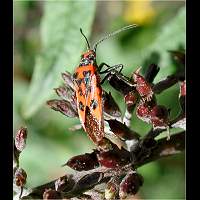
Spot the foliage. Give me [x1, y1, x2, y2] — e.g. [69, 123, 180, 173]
[14, 1, 185, 199]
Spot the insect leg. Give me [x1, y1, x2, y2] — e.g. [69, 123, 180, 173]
[100, 73, 112, 85]
[100, 64, 124, 85]
[99, 64, 124, 74]
[98, 62, 111, 72]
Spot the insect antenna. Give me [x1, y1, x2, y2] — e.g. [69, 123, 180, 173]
[80, 28, 91, 50]
[93, 24, 138, 52]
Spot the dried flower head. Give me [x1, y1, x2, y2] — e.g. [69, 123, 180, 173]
[15, 127, 27, 152]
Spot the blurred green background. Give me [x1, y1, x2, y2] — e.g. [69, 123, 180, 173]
[14, 1, 185, 199]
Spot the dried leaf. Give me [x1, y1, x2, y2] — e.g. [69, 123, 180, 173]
[47, 99, 78, 117]
[62, 71, 75, 90]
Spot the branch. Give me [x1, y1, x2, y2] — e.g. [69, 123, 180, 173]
[153, 75, 179, 94]
[22, 131, 185, 199]
[136, 131, 185, 167]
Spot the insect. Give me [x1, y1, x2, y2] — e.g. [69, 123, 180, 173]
[72, 25, 137, 146]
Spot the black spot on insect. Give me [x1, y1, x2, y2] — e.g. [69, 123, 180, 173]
[90, 99, 98, 110]
[76, 79, 83, 86]
[78, 88, 83, 96]
[73, 72, 78, 79]
[79, 101, 85, 111]
[83, 70, 91, 77]
[96, 82, 101, 88]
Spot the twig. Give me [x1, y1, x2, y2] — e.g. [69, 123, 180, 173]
[144, 64, 160, 83]
[153, 75, 178, 94]
[21, 131, 185, 199]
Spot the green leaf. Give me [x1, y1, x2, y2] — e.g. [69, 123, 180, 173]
[22, 1, 96, 118]
[97, 6, 185, 131]
[97, 6, 185, 79]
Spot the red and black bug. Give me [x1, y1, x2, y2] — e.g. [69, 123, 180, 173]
[72, 25, 137, 146]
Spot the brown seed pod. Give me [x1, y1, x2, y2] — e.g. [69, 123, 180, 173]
[97, 148, 131, 168]
[119, 171, 143, 199]
[64, 151, 99, 171]
[106, 119, 140, 140]
[150, 105, 169, 129]
[14, 168, 27, 187]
